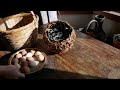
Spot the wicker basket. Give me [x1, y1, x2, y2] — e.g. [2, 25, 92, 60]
[43, 20, 76, 54]
[0, 11, 39, 51]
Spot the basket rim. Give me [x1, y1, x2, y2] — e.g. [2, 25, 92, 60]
[0, 13, 32, 24]
[0, 12, 39, 33]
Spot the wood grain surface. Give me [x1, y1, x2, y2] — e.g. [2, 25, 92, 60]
[1, 24, 120, 79]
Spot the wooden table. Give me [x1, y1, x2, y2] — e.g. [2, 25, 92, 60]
[1, 25, 120, 79]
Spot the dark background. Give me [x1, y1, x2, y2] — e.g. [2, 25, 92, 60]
[0, 0, 119, 17]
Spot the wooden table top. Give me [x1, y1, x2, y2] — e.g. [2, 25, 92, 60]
[1, 24, 120, 79]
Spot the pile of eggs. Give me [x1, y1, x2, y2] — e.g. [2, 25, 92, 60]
[11, 49, 45, 74]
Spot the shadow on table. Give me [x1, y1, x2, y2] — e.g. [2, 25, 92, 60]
[25, 68, 107, 79]
[0, 52, 12, 65]
[34, 36, 54, 55]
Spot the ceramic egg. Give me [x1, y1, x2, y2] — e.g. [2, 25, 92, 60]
[16, 53, 22, 59]
[21, 49, 27, 56]
[25, 52, 33, 57]
[20, 66, 30, 73]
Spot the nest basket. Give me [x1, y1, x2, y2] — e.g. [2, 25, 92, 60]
[43, 20, 76, 54]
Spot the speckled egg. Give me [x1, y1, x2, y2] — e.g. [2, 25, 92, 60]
[15, 53, 22, 59]
[21, 49, 27, 56]
[20, 66, 30, 73]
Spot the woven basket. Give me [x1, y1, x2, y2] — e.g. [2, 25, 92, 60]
[0, 11, 39, 51]
[43, 20, 76, 54]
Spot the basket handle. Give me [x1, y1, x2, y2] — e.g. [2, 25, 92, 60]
[30, 11, 39, 28]
[86, 20, 98, 33]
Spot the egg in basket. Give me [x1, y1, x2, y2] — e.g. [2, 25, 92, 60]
[8, 48, 47, 74]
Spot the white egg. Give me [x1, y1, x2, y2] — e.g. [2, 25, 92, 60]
[27, 57, 34, 61]
[39, 54, 45, 61]
[35, 51, 42, 56]
[30, 50, 36, 56]
[38, 54, 45, 61]
[16, 53, 22, 59]
[21, 49, 27, 56]
[25, 52, 32, 57]
[34, 61, 39, 65]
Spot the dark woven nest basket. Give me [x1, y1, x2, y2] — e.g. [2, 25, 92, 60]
[43, 20, 76, 54]
[0, 11, 39, 51]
